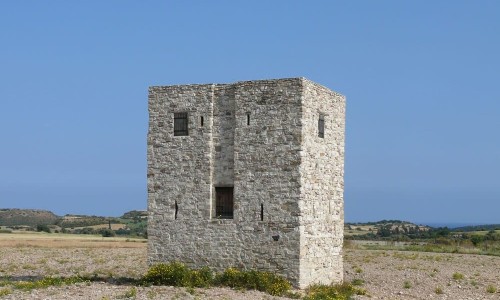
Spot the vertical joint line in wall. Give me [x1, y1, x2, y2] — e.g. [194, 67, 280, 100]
[208, 84, 215, 219]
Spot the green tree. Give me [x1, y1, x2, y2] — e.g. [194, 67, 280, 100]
[470, 235, 484, 246]
[100, 228, 116, 237]
[36, 224, 51, 233]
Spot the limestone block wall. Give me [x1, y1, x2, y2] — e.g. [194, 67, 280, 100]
[147, 78, 345, 288]
[233, 79, 303, 225]
[213, 85, 235, 187]
[147, 84, 214, 224]
[299, 79, 346, 286]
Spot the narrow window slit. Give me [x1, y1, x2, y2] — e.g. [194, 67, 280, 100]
[174, 201, 178, 219]
[318, 115, 325, 138]
[200, 116, 204, 127]
[260, 203, 264, 221]
[247, 113, 250, 125]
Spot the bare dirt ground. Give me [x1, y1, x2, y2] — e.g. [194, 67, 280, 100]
[345, 249, 499, 300]
[0, 233, 499, 299]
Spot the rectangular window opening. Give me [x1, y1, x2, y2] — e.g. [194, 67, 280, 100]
[260, 203, 264, 221]
[200, 116, 204, 127]
[215, 187, 234, 219]
[318, 115, 325, 138]
[247, 113, 250, 125]
[174, 112, 188, 136]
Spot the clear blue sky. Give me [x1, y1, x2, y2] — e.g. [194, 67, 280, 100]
[1, 1, 499, 223]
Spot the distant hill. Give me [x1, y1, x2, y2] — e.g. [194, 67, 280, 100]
[0, 209, 59, 226]
[0, 208, 147, 237]
[0, 208, 148, 227]
[345, 220, 438, 240]
[346, 220, 432, 230]
[345, 220, 500, 241]
[453, 224, 500, 232]
[57, 214, 117, 228]
[121, 210, 147, 220]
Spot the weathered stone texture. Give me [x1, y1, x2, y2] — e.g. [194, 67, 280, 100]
[147, 78, 345, 288]
[299, 79, 345, 285]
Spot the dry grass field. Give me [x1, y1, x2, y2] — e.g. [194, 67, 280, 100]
[0, 232, 145, 248]
[0, 232, 499, 299]
[344, 225, 378, 236]
[71, 224, 128, 231]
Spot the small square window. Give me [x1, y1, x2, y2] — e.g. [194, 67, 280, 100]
[174, 112, 188, 136]
[318, 116, 324, 138]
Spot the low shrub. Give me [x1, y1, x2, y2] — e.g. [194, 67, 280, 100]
[100, 229, 116, 237]
[0, 288, 11, 296]
[351, 278, 364, 286]
[36, 224, 51, 233]
[214, 268, 292, 296]
[122, 286, 137, 298]
[12, 276, 88, 291]
[142, 263, 291, 296]
[486, 285, 497, 293]
[141, 262, 212, 288]
[142, 263, 368, 298]
[303, 282, 365, 300]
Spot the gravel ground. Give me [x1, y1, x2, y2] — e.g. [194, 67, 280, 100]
[0, 243, 499, 299]
[345, 249, 500, 300]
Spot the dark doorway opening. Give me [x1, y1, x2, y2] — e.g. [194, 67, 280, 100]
[215, 187, 234, 219]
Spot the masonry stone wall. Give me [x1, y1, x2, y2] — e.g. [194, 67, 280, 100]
[299, 79, 345, 285]
[147, 78, 345, 288]
[213, 85, 235, 187]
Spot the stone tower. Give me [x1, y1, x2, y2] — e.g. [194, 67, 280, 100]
[147, 78, 345, 288]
